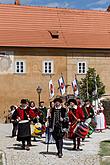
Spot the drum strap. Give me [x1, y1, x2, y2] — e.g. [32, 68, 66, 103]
[84, 107, 90, 118]
[70, 110, 77, 121]
[70, 111, 78, 128]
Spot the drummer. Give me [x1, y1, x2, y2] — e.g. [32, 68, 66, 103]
[82, 99, 95, 138]
[83, 99, 94, 120]
[16, 99, 31, 151]
[68, 98, 84, 151]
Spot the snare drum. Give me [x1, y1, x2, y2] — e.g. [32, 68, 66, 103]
[74, 123, 89, 138]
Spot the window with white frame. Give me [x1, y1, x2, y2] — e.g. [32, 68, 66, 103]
[77, 62, 87, 74]
[15, 60, 26, 74]
[43, 60, 54, 74]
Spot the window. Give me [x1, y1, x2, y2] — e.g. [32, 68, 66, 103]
[77, 62, 87, 74]
[15, 60, 26, 74]
[49, 30, 59, 39]
[43, 60, 54, 74]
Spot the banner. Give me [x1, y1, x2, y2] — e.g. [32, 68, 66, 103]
[58, 76, 66, 95]
[49, 79, 54, 98]
[72, 77, 79, 97]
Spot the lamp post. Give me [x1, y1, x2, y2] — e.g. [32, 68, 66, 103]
[36, 86, 42, 106]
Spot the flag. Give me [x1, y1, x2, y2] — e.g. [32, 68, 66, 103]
[49, 79, 54, 98]
[58, 76, 66, 95]
[72, 76, 79, 97]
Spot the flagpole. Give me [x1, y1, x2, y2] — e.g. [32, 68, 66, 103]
[87, 74, 89, 99]
[94, 73, 98, 109]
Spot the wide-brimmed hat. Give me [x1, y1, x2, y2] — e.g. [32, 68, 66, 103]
[68, 99, 77, 105]
[54, 97, 62, 103]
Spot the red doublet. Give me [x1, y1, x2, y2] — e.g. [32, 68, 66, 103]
[17, 107, 28, 120]
[76, 106, 85, 121]
[68, 109, 77, 139]
[86, 107, 91, 116]
[68, 106, 84, 139]
[29, 108, 37, 119]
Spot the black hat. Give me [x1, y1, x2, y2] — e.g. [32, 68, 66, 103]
[21, 99, 27, 104]
[68, 99, 77, 105]
[54, 97, 62, 103]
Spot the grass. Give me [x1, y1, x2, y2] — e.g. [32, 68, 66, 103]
[99, 140, 110, 165]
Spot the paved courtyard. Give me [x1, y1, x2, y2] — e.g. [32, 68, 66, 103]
[0, 123, 110, 165]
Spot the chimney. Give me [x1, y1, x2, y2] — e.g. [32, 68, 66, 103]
[107, 5, 110, 12]
[15, 0, 20, 5]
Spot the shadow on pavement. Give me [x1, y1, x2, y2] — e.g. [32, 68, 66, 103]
[39, 151, 57, 156]
[6, 146, 24, 150]
[63, 146, 74, 151]
[6, 143, 38, 150]
[5, 135, 13, 138]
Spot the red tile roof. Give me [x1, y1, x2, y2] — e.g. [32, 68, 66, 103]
[0, 4, 110, 49]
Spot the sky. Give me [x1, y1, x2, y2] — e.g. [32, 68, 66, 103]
[0, 0, 110, 11]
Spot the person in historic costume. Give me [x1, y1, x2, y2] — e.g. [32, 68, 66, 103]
[29, 101, 43, 139]
[83, 99, 95, 137]
[38, 101, 47, 136]
[68, 98, 84, 151]
[16, 99, 31, 150]
[29, 101, 41, 124]
[83, 99, 94, 120]
[10, 105, 18, 137]
[45, 101, 55, 144]
[38, 101, 47, 124]
[49, 98, 69, 158]
[95, 102, 106, 132]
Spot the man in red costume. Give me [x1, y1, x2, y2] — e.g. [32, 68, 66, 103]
[68, 98, 84, 151]
[17, 99, 31, 150]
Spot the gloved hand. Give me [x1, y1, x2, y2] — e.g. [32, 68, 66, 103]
[49, 128, 53, 132]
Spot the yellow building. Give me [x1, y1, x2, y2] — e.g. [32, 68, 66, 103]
[0, 4, 110, 120]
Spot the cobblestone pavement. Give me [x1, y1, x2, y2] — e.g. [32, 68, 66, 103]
[0, 123, 110, 165]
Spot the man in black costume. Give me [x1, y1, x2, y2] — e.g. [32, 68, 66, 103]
[50, 98, 68, 158]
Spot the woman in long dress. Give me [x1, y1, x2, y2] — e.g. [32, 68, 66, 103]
[95, 103, 106, 132]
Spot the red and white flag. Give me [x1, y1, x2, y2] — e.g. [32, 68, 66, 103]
[58, 76, 66, 95]
[49, 79, 54, 98]
[72, 76, 79, 97]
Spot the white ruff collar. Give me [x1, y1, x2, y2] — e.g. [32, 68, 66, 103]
[55, 105, 62, 109]
[20, 105, 27, 109]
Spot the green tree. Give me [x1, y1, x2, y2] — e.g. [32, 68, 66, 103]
[78, 68, 105, 101]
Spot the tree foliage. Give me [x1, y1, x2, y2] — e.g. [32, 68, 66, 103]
[78, 68, 105, 101]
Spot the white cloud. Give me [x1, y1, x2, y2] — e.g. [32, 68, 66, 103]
[91, 7, 106, 10]
[46, 1, 76, 8]
[96, 0, 110, 5]
[87, 0, 110, 7]
[0, 0, 14, 3]
[46, 2, 60, 8]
